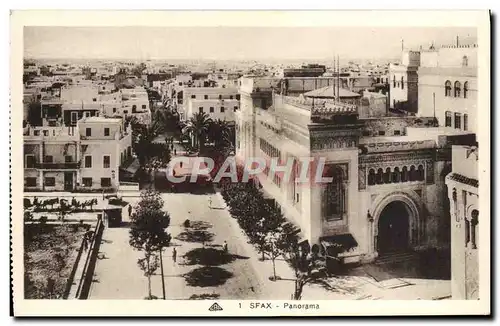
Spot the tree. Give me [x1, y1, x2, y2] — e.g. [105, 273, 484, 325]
[254, 203, 285, 261]
[129, 189, 171, 298]
[127, 115, 171, 183]
[137, 252, 160, 299]
[265, 226, 287, 281]
[207, 119, 232, 149]
[132, 62, 147, 78]
[284, 240, 328, 300]
[58, 199, 72, 223]
[183, 112, 212, 153]
[24, 210, 34, 223]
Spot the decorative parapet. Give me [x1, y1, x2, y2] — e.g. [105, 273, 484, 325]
[359, 139, 436, 154]
[257, 111, 282, 132]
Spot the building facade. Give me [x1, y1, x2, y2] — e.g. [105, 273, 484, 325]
[418, 44, 478, 134]
[389, 50, 420, 112]
[180, 87, 240, 120]
[236, 76, 476, 263]
[186, 98, 239, 122]
[446, 145, 479, 300]
[24, 117, 132, 192]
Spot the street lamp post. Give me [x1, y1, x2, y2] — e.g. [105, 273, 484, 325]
[159, 246, 166, 300]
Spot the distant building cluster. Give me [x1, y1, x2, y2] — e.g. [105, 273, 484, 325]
[22, 61, 152, 192]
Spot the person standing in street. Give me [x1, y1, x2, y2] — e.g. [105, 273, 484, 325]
[172, 247, 177, 264]
[128, 204, 132, 218]
[223, 241, 228, 254]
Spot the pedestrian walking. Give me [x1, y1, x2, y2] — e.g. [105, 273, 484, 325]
[83, 237, 89, 251]
[208, 196, 212, 209]
[128, 204, 132, 217]
[223, 241, 228, 254]
[174, 149, 177, 156]
[172, 248, 177, 264]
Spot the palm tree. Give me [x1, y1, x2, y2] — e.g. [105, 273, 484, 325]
[151, 108, 168, 134]
[183, 112, 212, 152]
[207, 119, 231, 148]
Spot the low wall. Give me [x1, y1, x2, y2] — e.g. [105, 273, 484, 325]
[73, 218, 105, 299]
[62, 229, 87, 299]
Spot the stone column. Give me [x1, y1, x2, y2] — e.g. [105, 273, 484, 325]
[367, 210, 376, 261]
[470, 210, 479, 249]
[38, 170, 43, 190]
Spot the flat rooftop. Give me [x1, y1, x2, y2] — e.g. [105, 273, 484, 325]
[80, 117, 122, 124]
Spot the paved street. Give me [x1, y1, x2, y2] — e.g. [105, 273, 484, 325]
[89, 190, 451, 300]
[89, 192, 265, 300]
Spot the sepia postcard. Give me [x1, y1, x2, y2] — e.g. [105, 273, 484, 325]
[10, 10, 491, 317]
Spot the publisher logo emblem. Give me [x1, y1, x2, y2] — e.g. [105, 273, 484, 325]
[209, 302, 223, 312]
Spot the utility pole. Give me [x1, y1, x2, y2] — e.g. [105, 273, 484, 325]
[337, 55, 340, 102]
[159, 247, 166, 299]
[433, 92, 436, 122]
[333, 56, 336, 100]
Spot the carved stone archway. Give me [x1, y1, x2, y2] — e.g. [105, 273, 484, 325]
[369, 191, 422, 257]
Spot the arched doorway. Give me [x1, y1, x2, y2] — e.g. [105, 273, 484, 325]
[377, 201, 410, 254]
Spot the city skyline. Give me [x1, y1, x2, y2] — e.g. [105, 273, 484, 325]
[24, 26, 477, 61]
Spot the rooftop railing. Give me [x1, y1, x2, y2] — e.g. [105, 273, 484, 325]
[35, 162, 81, 169]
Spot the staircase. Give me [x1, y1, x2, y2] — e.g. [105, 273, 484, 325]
[375, 250, 419, 265]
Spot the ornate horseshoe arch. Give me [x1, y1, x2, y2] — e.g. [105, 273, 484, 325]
[371, 190, 423, 251]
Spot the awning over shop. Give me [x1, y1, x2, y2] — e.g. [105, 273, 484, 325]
[320, 234, 358, 257]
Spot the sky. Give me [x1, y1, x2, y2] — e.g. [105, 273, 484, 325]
[24, 26, 477, 61]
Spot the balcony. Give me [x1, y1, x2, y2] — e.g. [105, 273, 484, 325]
[34, 162, 81, 169]
[24, 126, 79, 142]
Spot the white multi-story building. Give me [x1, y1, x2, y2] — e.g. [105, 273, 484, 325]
[24, 117, 132, 192]
[180, 87, 240, 121]
[389, 50, 420, 112]
[185, 98, 239, 121]
[418, 43, 478, 134]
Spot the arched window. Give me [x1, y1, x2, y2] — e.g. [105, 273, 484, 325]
[384, 167, 391, 183]
[471, 209, 479, 249]
[409, 165, 417, 181]
[445, 111, 452, 127]
[454, 81, 461, 97]
[323, 164, 348, 220]
[462, 55, 469, 67]
[376, 168, 384, 185]
[401, 166, 408, 182]
[464, 114, 469, 131]
[368, 169, 376, 186]
[417, 165, 425, 181]
[401, 76, 404, 90]
[445, 81, 452, 97]
[392, 167, 400, 183]
[463, 81, 469, 99]
[454, 113, 462, 129]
